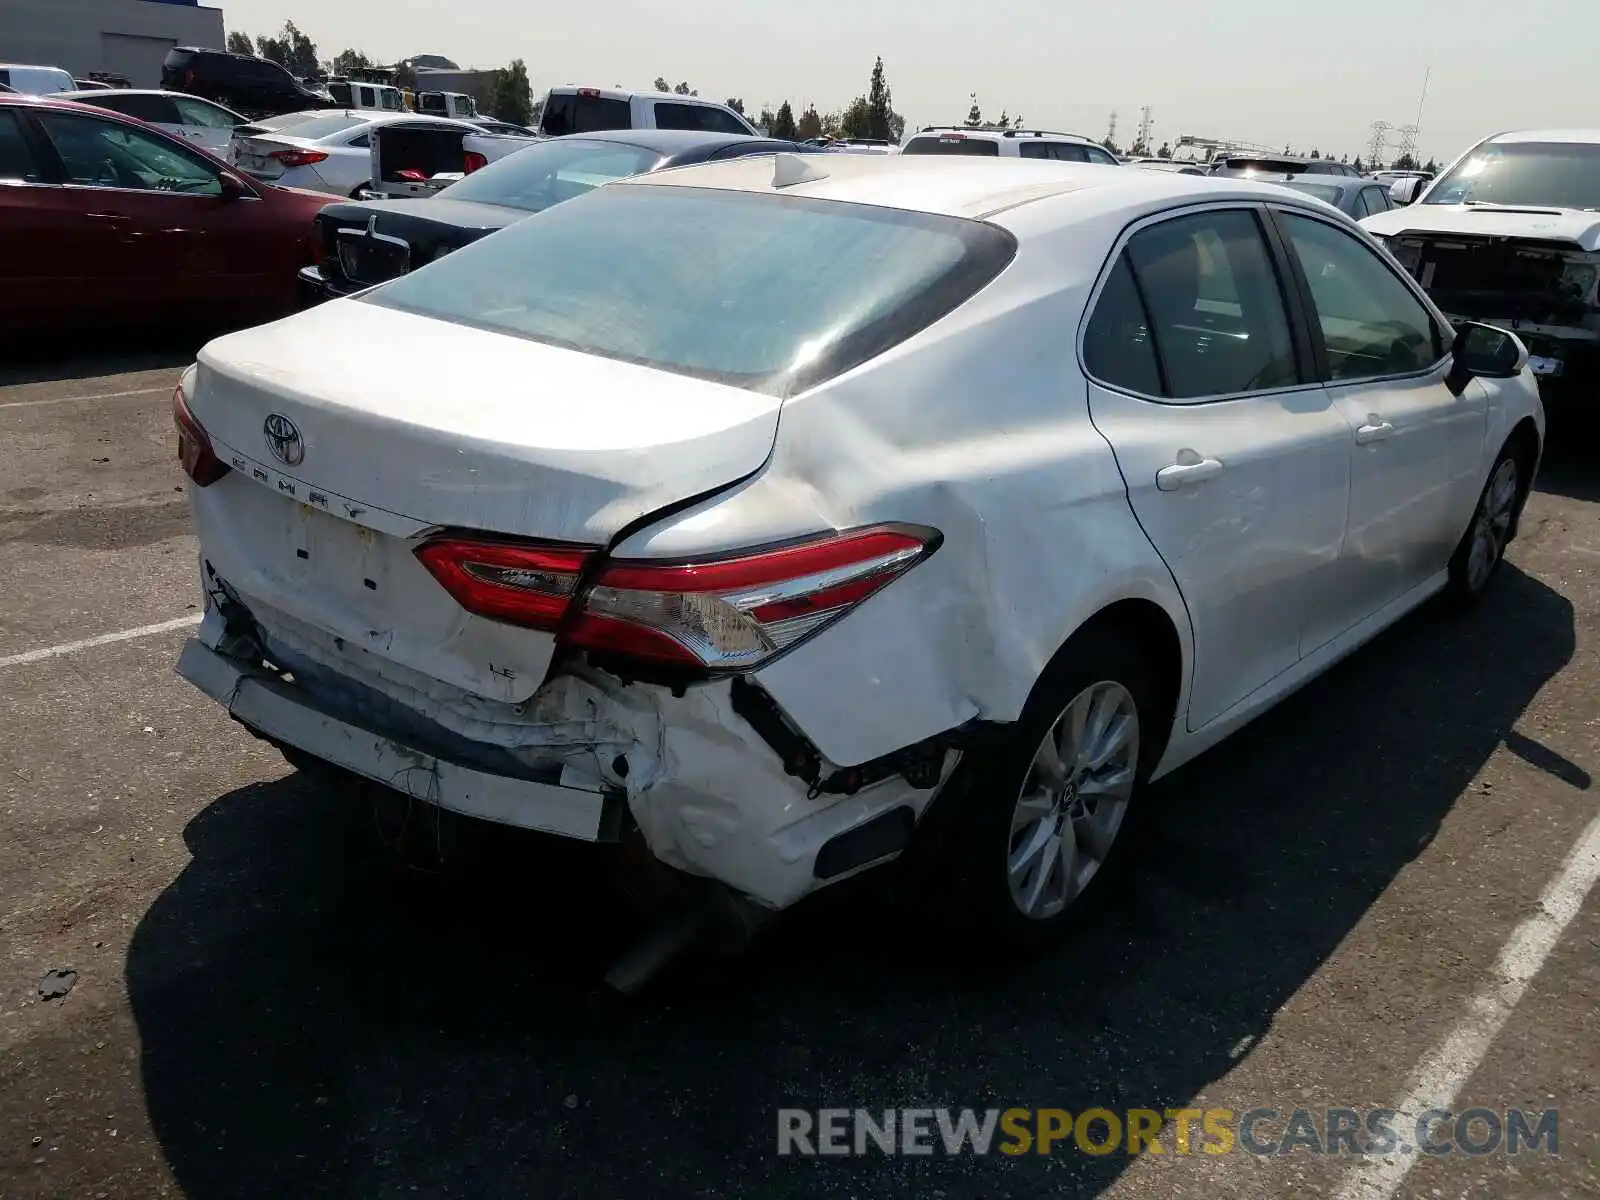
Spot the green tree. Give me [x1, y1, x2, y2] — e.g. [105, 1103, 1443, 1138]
[1353, 155, 1365, 173]
[489, 58, 533, 126]
[866, 56, 895, 141]
[653, 76, 670, 93]
[997, 108, 1009, 129]
[1393, 151, 1418, 171]
[725, 97, 745, 116]
[225, 31, 254, 56]
[1157, 142, 1172, 158]
[758, 104, 777, 131]
[255, 20, 319, 80]
[795, 104, 822, 141]
[772, 100, 798, 139]
[1310, 148, 1321, 159]
[840, 96, 872, 138]
[964, 95, 982, 127]
[327, 48, 373, 78]
[1423, 157, 1439, 174]
[673, 81, 698, 96]
[820, 110, 843, 138]
[1102, 137, 1121, 155]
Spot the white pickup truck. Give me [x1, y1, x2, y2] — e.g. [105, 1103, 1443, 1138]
[536, 86, 756, 137]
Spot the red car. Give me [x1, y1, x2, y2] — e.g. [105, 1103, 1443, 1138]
[0, 93, 334, 332]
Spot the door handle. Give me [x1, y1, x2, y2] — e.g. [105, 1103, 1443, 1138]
[1355, 417, 1396, 445]
[1155, 453, 1225, 491]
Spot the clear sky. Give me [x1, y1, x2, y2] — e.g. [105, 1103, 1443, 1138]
[218, 0, 1598, 164]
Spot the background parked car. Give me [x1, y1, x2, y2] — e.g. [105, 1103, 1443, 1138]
[162, 47, 333, 120]
[901, 127, 1120, 163]
[1210, 154, 1361, 179]
[537, 86, 757, 136]
[299, 129, 815, 302]
[0, 64, 75, 96]
[56, 89, 246, 156]
[1277, 176, 1398, 219]
[233, 111, 473, 198]
[0, 94, 334, 332]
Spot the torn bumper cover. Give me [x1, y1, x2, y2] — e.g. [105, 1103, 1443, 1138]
[176, 609, 952, 911]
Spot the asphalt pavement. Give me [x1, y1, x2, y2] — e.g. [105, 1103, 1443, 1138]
[1, 335, 1596, 1199]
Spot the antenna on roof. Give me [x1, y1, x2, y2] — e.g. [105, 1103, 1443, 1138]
[773, 152, 828, 188]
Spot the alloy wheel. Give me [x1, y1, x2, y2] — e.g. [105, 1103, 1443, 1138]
[1466, 458, 1519, 593]
[1006, 680, 1139, 920]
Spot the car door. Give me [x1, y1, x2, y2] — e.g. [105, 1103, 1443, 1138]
[31, 109, 269, 318]
[0, 106, 113, 324]
[170, 95, 243, 155]
[1270, 207, 1486, 641]
[1082, 206, 1352, 731]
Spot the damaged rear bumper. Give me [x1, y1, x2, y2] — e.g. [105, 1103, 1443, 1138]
[176, 606, 952, 911]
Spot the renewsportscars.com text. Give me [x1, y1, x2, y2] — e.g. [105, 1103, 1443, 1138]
[776, 1106, 1559, 1158]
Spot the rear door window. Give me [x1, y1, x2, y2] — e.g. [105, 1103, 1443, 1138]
[1083, 253, 1164, 394]
[652, 102, 748, 134]
[1121, 209, 1300, 399]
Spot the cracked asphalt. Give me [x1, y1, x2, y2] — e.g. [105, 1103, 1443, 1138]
[1, 333, 1596, 1199]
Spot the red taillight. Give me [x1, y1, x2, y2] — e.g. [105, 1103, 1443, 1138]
[565, 526, 939, 672]
[412, 525, 940, 674]
[413, 539, 596, 631]
[463, 151, 488, 174]
[270, 148, 329, 169]
[577, 88, 601, 97]
[396, 168, 431, 182]
[173, 385, 229, 487]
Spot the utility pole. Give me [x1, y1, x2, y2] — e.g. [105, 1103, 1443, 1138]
[1136, 105, 1153, 153]
[1107, 109, 1117, 147]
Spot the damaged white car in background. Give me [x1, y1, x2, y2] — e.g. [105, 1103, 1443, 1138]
[173, 154, 1543, 985]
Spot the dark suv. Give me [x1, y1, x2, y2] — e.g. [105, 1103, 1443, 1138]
[161, 47, 331, 119]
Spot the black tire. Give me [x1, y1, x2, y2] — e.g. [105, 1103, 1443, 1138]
[1443, 443, 1526, 608]
[933, 629, 1161, 949]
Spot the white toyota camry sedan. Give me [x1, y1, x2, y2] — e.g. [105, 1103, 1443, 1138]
[172, 154, 1543, 948]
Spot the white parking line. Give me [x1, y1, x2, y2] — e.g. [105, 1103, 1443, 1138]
[0, 385, 169, 411]
[1334, 809, 1600, 1200]
[0, 614, 201, 669]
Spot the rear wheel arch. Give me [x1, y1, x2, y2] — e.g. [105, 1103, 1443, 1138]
[1039, 597, 1184, 768]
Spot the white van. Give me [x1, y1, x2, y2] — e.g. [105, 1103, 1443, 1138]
[0, 64, 76, 96]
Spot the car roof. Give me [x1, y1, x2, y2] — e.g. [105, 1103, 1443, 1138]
[546, 85, 732, 105]
[906, 127, 1093, 144]
[620, 153, 1339, 223]
[57, 88, 189, 100]
[1488, 128, 1600, 145]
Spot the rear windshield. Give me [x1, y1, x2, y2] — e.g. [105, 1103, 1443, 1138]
[541, 93, 631, 136]
[364, 184, 1017, 396]
[277, 113, 365, 141]
[439, 138, 660, 212]
[1425, 141, 1600, 208]
[903, 135, 1000, 157]
[1218, 158, 1304, 175]
[1282, 181, 1343, 206]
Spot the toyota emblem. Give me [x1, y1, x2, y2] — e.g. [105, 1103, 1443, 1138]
[263, 413, 305, 466]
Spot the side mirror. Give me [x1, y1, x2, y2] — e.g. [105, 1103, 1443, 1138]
[219, 173, 248, 202]
[1447, 322, 1527, 394]
[1389, 177, 1421, 206]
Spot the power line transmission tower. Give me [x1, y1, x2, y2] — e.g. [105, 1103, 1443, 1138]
[1136, 105, 1153, 152]
[1367, 120, 1391, 166]
[1107, 109, 1117, 147]
[1394, 124, 1419, 164]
